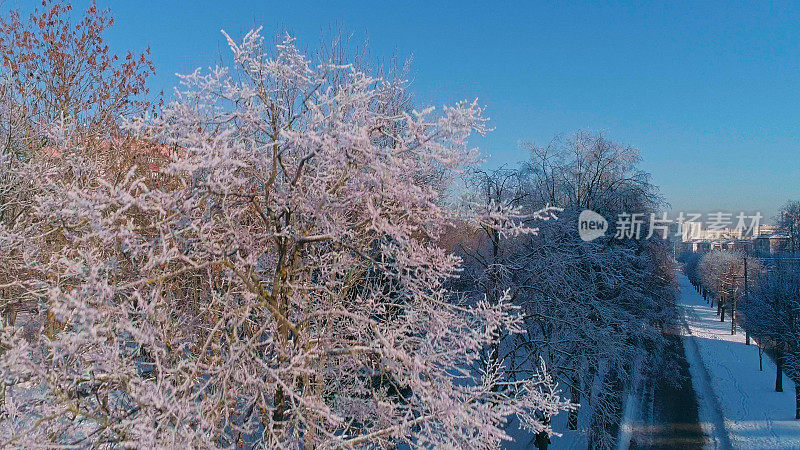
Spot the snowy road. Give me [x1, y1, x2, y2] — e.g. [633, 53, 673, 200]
[677, 273, 800, 449]
[627, 332, 705, 449]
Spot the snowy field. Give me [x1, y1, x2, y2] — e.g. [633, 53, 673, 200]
[678, 274, 800, 450]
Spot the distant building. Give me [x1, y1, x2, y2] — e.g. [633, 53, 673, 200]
[682, 240, 711, 253]
[752, 232, 789, 255]
[735, 239, 752, 252]
[757, 224, 779, 236]
[677, 222, 782, 256]
[682, 226, 747, 241]
[770, 233, 790, 254]
[682, 238, 755, 255]
[753, 234, 771, 254]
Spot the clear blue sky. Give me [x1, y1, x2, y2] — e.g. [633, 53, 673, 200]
[8, 0, 800, 220]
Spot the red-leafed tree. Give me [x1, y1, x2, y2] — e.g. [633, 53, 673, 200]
[0, 0, 155, 154]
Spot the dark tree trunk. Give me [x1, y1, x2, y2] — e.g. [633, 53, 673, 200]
[776, 348, 784, 392]
[534, 431, 551, 450]
[567, 385, 580, 430]
[796, 385, 800, 420]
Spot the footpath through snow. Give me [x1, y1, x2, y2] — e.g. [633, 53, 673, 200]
[678, 273, 800, 449]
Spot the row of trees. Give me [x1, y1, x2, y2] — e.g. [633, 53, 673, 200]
[748, 201, 800, 419]
[744, 260, 800, 418]
[698, 250, 760, 331]
[0, 2, 677, 448]
[682, 239, 800, 420]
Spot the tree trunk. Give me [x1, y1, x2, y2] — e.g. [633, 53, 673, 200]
[270, 237, 302, 430]
[776, 347, 784, 392]
[487, 227, 501, 392]
[720, 306, 725, 322]
[534, 431, 550, 450]
[796, 385, 800, 420]
[567, 385, 580, 430]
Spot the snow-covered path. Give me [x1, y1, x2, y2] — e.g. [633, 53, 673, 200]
[678, 273, 800, 449]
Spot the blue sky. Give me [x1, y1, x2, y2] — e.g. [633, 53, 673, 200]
[7, 0, 800, 220]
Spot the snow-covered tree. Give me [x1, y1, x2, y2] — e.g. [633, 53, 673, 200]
[0, 27, 571, 447]
[450, 133, 676, 449]
[678, 251, 702, 291]
[778, 201, 800, 255]
[520, 131, 663, 217]
[456, 168, 560, 376]
[0, 0, 160, 331]
[742, 260, 800, 412]
[503, 213, 674, 448]
[699, 250, 760, 330]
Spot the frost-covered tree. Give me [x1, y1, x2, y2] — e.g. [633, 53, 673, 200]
[0, 0, 158, 336]
[448, 168, 565, 448]
[678, 251, 702, 292]
[456, 168, 560, 378]
[699, 250, 760, 330]
[450, 133, 675, 449]
[515, 133, 674, 448]
[778, 201, 800, 255]
[520, 131, 662, 217]
[0, 27, 571, 447]
[503, 212, 673, 448]
[742, 260, 800, 410]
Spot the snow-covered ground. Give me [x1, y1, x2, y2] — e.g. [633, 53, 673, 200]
[678, 273, 800, 449]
